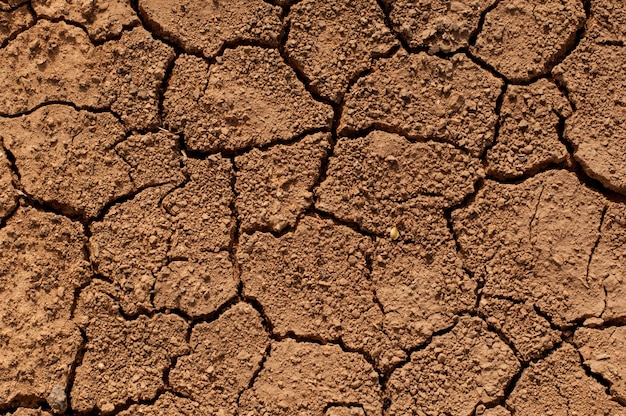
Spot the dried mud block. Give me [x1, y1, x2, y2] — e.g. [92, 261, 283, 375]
[575, 326, 626, 404]
[452, 170, 607, 327]
[0, 5, 33, 45]
[587, 203, 626, 321]
[553, 43, 626, 195]
[472, 0, 585, 82]
[0, 207, 89, 410]
[89, 185, 174, 315]
[384, 0, 493, 53]
[0, 150, 17, 220]
[72, 284, 188, 414]
[285, 0, 397, 103]
[486, 80, 571, 179]
[119, 392, 203, 416]
[507, 343, 626, 415]
[239, 339, 382, 415]
[239, 215, 406, 371]
[0, 106, 131, 219]
[340, 51, 501, 156]
[154, 254, 237, 318]
[372, 239, 476, 351]
[387, 317, 520, 416]
[0, 21, 174, 130]
[586, 0, 626, 45]
[164, 50, 333, 153]
[235, 133, 330, 233]
[479, 297, 561, 361]
[169, 303, 268, 414]
[139, 0, 281, 58]
[114, 130, 185, 189]
[316, 131, 482, 243]
[163, 157, 234, 258]
[32, 0, 138, 41]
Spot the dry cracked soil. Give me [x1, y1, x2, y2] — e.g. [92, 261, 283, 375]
[0, 0, 626, 415]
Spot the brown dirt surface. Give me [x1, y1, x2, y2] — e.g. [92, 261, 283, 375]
[472, 0, 585, 82]
[386, 317, 520, 416]
[3, 1, 626, 415]
[383, 0, 493, 53]
[235, 132, 330, 233]
[575, 326, 626, 404]
[339, 50, 502, 156]
[238, 339, 382, 415]
[507, 343, 626, 415]
[31, 0, 138, 41]
[486, 79, 571, 179]
[285, 0, 397, 103]
[164, 49, 333, 153]
[138, 0, 282, 58]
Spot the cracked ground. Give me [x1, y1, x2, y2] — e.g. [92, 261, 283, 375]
[1, 0, 626, 415]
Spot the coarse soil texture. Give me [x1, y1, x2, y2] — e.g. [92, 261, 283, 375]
[1, 0, 626, 415]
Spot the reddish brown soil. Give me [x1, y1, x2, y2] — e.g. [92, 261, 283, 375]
[1, 0, 626, 415]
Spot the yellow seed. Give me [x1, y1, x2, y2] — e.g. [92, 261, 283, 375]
[390, 227, 400, 241]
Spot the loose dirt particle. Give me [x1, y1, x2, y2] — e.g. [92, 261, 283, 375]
[386, 317, 520, 416]
[373, 239, 476, 351]
[479, 297, 561, 361]
[472, 0, 585, 82]
[0, 21, 174, 130]
[383, 0, 493, 53]
[452, 170, 607, 327]
[285, 0, 398, 103]
[507, 343, 626, 415]
[316, 131, 482, 243]
[164, 49, 333, 153]
[587, 202, 626, 321]
[575, 326, 626, 404]
[553, 42, 626, 196]
[586, 0, 626, 45]
[235, 132, 330, 233]
[32, 0, 138, 42]
[118, 392, 202, 416]
[239, 215, 406, 371]
[486, 80, 571, 179]
[0, 4, 32, 45]
[0, 207, 89, 410]
[139, 0, 281, 59]
[0, 150, 17, 220]
[169, 303, 268, 415]
[339, 50, 502, 156]
[481, 406, 511, 416]
[239, 339, 382, 415]
[72, 282, 189, 414]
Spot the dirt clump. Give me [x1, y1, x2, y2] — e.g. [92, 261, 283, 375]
[0, 21, 173, 130]
[386, 317, 519, 416]
[239, 339, 382, 415]
[32, 0, 138, 42]
[7, 410, 52, 416]
[138, 0, 282, 58]
[316, 130, 482, 242]
[383, 0, 493, 53]
[585, 0, 626, 45]
[164, 49, 333, 153]
[507, 343, 625, 415]
[453, 170, 607, 327]
[72, 281, 188, 414]
[0, 5, 32, 45]
[486, 79, 571, 179]
[340, 50, 502, 156]
[169, 303, 268, 415]
[472, 0, 585, 82]
[0, 150, 17, 220]
[235, 132, 330, 233]
[285, 0, 397, 103]
[553, 42, 626, 196]
[480, 406, 511, 416]
[0, 207, 89, 411]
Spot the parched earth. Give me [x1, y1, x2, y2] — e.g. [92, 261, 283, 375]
[1, 0, 626, 415]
